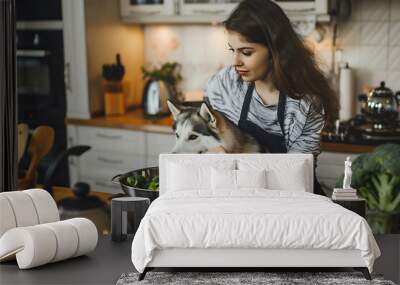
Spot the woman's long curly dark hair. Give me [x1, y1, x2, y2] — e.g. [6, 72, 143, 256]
[224, 0, 338, 123]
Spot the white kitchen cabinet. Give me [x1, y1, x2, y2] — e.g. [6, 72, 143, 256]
[120, 0, 237, 23]
[68, 125, 146, 194]
[68, 125, 175, 193]
[62, 0, 91, 119]
[178, 0, 239, 18]
[77, 127, 146, 154]
[120, 0, 329, 24]
[145, 132, 176, 167]
[316, 151, 360, 190]
[120, 0, 176, 20]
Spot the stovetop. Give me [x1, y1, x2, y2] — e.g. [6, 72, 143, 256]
[322, 115, 400, 146]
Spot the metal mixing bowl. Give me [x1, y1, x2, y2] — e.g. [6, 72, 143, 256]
[111, 167, 159, 202]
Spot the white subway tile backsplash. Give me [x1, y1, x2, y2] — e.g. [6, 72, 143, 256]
[341, 46, 361, 68]
[390, 0, 400, 21]
[361, 0, 390, 21]
[358, 46, 388, 70]
[181, 26, 207, 64]
[387, 71, 400, 91]
[388, 46, 400, 71]
[349, 0, 363, 21]
[144, 26, 183, 67]
[203, 27, 231, 67]
[361, 21, 389, 46]
[389, 22, 400, 46]
[337, 21, 361, 46]
[355, 70, 388, 93]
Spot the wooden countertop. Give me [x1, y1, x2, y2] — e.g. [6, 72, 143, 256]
[66, 108, 174, 134]
[66, 109, 375, 153]
[320, 142, 374, 153]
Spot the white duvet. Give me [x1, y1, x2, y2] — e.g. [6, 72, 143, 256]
[131, 190, 380, 273]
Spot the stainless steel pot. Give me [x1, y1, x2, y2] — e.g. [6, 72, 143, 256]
[111, 167, 159, 202]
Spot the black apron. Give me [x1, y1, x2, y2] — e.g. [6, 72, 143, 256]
[238, 83, 325, 196]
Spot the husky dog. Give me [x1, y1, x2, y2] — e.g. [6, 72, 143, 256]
[167, 100, 264, 153]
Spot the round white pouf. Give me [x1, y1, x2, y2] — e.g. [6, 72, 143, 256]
[23, 189, 60, 224]
[0, 192, 39, 227]
[0, 196, 17, 237]
[65, 218, 98, 257]
[0, 218, 98, 269]
[0, 225, 57, 269]
[42, 221, 79, 262]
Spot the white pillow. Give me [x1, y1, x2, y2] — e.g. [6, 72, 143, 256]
[237, 169, 267, 189]
[267, 166, 307, 191]
[211, 168, 267, 190]
[167, 160, 235, 192]
[211, 168, 236, 190]
[238, 159, 308, 192]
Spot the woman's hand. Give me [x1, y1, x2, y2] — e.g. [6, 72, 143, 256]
[206, 146, 226, 153]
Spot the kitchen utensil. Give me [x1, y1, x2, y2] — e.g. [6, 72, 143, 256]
[102, 53, 125, 81]
[111, 167, 159, 202]
[18, 126, 54, 190]
[17, 123, 29, 162]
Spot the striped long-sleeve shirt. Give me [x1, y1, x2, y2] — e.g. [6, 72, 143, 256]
[204, 66, 326, 159]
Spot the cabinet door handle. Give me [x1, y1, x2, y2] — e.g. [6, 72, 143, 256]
[17, 49, 50, 57]
[129, 10, 161, 15]
[64, 62, 72, 92]
[174, 0, 179, 14]
[98, 156, 124, 164]
[192, 9, 225, 14]
[95, 133, 123, 140]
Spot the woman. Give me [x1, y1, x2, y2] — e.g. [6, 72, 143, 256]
[204, 0, 338, 196]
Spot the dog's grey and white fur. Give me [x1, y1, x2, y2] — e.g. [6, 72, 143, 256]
[167, 100, 264, 154]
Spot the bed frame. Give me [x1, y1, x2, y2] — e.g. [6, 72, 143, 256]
[137, 154, 372, 281]
[138, 248, 371, 280]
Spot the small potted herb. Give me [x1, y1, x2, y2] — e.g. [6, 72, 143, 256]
[141, 62, 183, 102]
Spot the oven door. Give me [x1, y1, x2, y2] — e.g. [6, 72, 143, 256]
[17, 48, 66, 126]
[16, 0, 62, 21]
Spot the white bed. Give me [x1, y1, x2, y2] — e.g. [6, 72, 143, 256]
[131, 154, 380, 281]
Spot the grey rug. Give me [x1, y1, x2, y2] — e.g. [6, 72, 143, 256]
[116, 271, 396, 285]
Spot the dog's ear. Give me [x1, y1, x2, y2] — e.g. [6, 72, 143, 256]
[167, 100, 181, 120]
[199, 103, 217, 129]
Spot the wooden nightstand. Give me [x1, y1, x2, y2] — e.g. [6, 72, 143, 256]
[332, 198, 366, 218]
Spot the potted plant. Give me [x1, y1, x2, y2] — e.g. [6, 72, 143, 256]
[141, 62, 183, 102]
[336, 143, 400, 234]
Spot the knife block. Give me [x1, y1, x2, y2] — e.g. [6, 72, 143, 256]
[103, 80, 128, 116]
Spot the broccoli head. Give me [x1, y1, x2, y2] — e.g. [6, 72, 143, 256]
[369, 143, 400, 177]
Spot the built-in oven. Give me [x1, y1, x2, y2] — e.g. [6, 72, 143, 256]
[16, 0, 62, 21]
[17, 29, 68, 185]
[17, 30, 66, 139]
